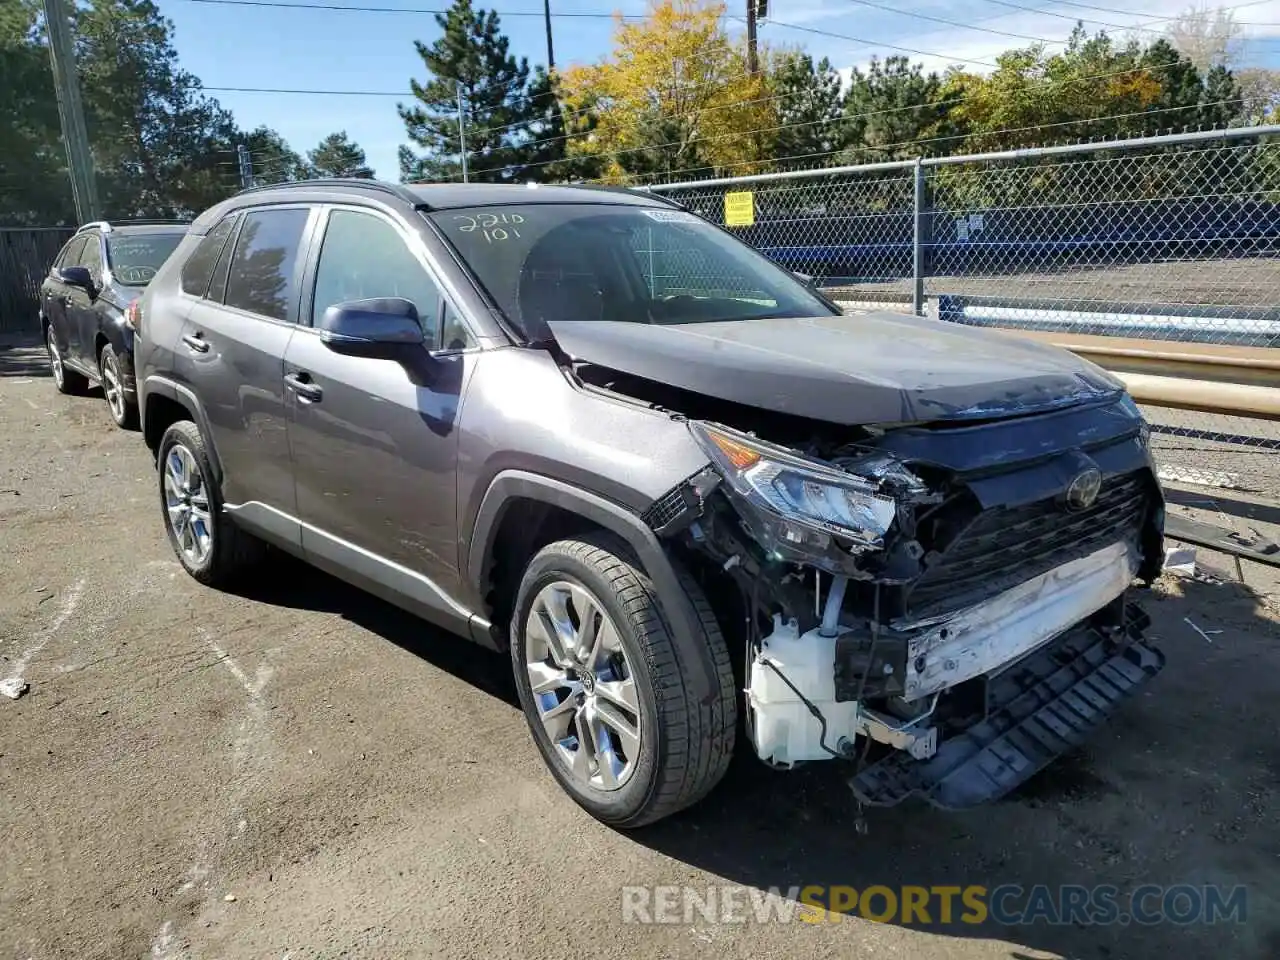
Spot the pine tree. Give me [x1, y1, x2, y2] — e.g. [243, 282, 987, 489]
[769, 52, 846, 166]
[306, 131, 371, 179]
[398, 0, 546, 183]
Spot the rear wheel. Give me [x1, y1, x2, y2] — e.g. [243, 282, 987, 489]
[510, 534, 736, 828]
[47, 325, 87, 395]
[99, 343, 138, 429]
[157, 420, 264, 586]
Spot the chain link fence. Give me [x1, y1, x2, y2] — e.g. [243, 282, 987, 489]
[645, 126, 1280, 499]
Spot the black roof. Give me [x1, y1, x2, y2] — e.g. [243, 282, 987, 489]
[190, 178, 681, 233]
[232, 177, 675, 211]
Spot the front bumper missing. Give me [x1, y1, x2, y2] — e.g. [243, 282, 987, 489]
[850, 604, 1164, 809]
[901, 540, 1140, 700]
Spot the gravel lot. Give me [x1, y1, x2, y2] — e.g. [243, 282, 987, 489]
[2, 336, 1279, 960]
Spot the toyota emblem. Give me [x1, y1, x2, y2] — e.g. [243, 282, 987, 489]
[1065, 467, 1103, 511]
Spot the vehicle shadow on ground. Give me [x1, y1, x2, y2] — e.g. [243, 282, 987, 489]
[229, 551, 519, 707]
[230, 557, 1280, 960]
[634, 573, 1280, 960]
[0, 335, 50, 378]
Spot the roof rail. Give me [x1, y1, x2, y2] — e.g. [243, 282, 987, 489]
[236, 177, 425, 207]
[569, 183, 687, 209]
[74, 218, 190, 235]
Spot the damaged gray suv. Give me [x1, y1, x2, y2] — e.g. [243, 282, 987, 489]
[134, 179, 1165, 827]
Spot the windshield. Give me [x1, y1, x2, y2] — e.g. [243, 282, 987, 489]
[429, 203, 836, 338]
[107, 232, 185, 286]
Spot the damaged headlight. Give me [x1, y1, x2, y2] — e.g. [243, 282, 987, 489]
[691, 422, 897, 555]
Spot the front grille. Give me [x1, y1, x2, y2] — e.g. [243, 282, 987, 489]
[904, 470, 1152, 620]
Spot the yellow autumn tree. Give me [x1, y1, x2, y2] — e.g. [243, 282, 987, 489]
[558, 0, 772, 183]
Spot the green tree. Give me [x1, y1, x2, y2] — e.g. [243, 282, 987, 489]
[74, 0, 249, 217]
[398, 0, 548, 182]
[841, 56, 959, 161]
[239, 126, 305, 186]
[0, 0, 68, 224]
[768, 51, 845, 165]
[305, 130, 372, 178]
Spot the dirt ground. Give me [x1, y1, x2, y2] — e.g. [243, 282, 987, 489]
[2, 336, 1279, 960]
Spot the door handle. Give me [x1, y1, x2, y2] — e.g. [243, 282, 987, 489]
[181, 333, 210, 353]
[284, 372, 323, 403]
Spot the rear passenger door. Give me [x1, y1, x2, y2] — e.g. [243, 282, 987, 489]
[70, 231, 105, 365]
[180, 205, 317, 527]
[44, 235, 86, 359]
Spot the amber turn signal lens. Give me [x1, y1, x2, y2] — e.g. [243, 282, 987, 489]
[706, 429, 762, 470]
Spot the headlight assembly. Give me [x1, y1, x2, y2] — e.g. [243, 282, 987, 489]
[690, 422, 897, 560]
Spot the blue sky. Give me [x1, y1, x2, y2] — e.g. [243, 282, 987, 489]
[159, 0, 1280, 179]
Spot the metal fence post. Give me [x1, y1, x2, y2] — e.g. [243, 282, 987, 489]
[912, 156, 926, 317]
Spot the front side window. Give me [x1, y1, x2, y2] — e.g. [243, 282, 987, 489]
[181, 215, 238, 298]
[311, 209, 453, 348]
[428, 203, 835, 339]
[107, 232, 185, 287]
[54, 236, 87, 272]
[80, 232, 103, 283]
[223, 208, 310, 322]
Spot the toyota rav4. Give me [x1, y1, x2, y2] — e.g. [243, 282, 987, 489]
[133, 179, 1165, 827]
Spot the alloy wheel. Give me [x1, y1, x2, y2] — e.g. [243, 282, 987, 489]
[102, 352, 125, 422]
[163, 443, 213, 566]
[47, 328, 64, 388]
[524, 580, 642, 791]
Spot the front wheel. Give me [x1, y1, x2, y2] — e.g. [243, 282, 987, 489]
[510, 535, 736, 828]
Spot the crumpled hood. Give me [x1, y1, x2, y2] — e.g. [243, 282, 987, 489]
[548, 311, 1123, 425]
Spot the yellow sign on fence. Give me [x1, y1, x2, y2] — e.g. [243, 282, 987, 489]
[724, 191, 755, 227]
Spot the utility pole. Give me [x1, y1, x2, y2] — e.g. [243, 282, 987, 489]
[543, 0, 555, 69]
[42, 0, 99, 222]
[456, 84, 469, 183]
[236, 144, 254, 189]
[746, 0, 759, 75]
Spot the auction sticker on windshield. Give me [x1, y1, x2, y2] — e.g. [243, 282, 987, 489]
[641, 209, 700, 224]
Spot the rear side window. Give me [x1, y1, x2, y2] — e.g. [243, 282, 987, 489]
[223, 208, 310, 322]
[181, 216, 237, 297]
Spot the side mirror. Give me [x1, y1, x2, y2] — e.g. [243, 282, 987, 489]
[792, 270, 817, 288]
[58, 265, 94, 292]
[317, 298, 424, 359]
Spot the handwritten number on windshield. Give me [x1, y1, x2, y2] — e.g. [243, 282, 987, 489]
[454, 213, 524, 244]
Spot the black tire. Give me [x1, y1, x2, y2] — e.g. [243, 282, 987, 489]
[99, 343, 139, 430]
[157, 420, 264, 586]
[46, 324, 88, 395]
[510, 534, 736, 828]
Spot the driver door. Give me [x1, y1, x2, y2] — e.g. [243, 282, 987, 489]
[285, 206, 477, 619]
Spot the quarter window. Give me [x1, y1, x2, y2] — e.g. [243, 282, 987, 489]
[312, 209, 457, 348]
[223, 208, 310, 322]
[181, 215, 238, 298]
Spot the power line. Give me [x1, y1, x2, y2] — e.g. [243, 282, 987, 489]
[970, 0, 1280, 37]
[173, 0, 660, 18]
[465, 92, 1261, 182]
[479, 40, 1258, 158]
[618, 96, 1266, 186]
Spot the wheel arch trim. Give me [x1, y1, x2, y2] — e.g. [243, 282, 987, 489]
[468, 470, 717, 703]
[142, 375, 224, 486]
